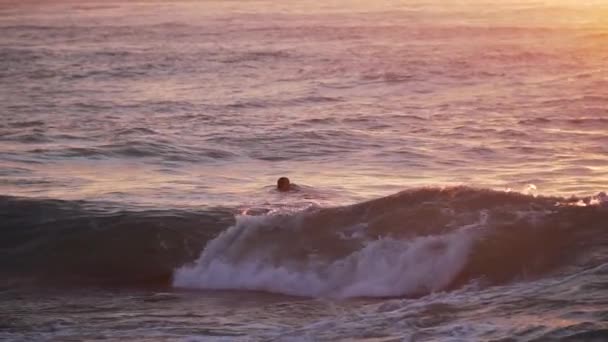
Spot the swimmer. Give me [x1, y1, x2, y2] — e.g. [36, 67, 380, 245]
[277, 177, 291, 192]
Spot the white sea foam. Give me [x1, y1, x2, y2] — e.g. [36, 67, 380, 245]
[173, 214, 474, 298]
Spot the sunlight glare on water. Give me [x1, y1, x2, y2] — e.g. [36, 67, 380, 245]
[2, 0, 608, 208]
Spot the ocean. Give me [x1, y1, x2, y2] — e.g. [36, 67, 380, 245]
[1, 0, 608, 340]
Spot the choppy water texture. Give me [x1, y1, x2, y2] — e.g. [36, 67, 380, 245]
[1, 0, 608, 341]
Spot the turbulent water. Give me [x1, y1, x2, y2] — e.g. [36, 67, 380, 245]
[2, 0, 608, 341]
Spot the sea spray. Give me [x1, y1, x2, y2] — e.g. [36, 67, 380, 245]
[173, 216, 475, 298]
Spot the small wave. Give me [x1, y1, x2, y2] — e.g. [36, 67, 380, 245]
[298, 117, 339, 126]
[497, 128, 528, 138]
[518, 116, 608, 128]
[221, 50, 290, 64]
[480, 50, 555, 63]
[226, 94, 339, 110]
[0, 25, 57, 31]
[566, 117, 608, 126]
[0, 167, 32, 177]
[91, 50, 132, 58]
[466, 146, 496, 156]
[7, 120, 45, 129]
[114, 127, 159, 137]
[0, 132, 51, 144]
[540, 96, 608, 108]
[21, 141, 236, 162]
[72, 5, 120, 11]
[518, 117, 552, 125]
[387, 114, 428, 121]
[360, 71, 414, 84]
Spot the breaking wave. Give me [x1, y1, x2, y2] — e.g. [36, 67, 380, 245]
[2, 187, 607, 297]
[173, 187, 608, 298]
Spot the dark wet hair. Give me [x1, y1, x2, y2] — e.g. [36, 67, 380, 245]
[277, 177, 290, 191]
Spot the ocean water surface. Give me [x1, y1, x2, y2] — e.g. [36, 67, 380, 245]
[1, 0, 608, 340]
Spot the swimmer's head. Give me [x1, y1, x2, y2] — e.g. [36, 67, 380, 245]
[277, 177, 291, 191]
